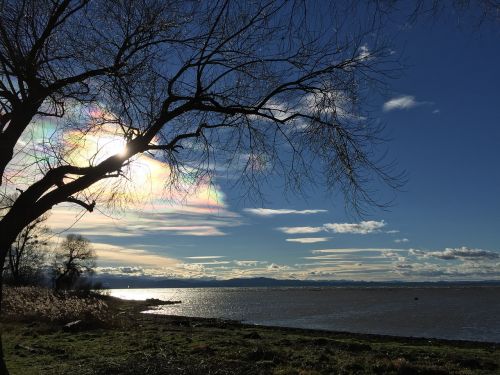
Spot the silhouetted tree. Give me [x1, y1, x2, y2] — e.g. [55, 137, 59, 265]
[52, 234, 95, 291]
[0, 1, 410, 372]
[0, 0, 497, 373]
[1, 194, 49, 285]
[0, 1, 402, 281]
[4, 215, 49, 286]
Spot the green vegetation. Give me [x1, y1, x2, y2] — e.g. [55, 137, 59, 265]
[2, 288, 499, 375]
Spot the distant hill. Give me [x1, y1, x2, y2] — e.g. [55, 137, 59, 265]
[91, 275, 500, 289]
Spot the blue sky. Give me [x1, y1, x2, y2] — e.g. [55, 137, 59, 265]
[45, 10, 500, 282]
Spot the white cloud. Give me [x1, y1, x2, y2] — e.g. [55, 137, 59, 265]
[277, 226, 323, 234]
[96, 266, 144, 275]
[185, 256, 226, 259]
[234, 260, 267, 267]
[189, 261, 231, 265]
[267, 263, 293, 271]
[48, 203, 242, 239]
[394, 263, 413, 270]
[300, 91, 366, 121]
[427, 247, 499, 260]
[261, 100, 293, 121]
[358, 44, 371, 60]
[408, 249, 426, 257]
[323, 220, 386, 234]
[408, 247, 499, 261]
[244, 208, 327, 216]
[91, 242, 180, 268]
[286, 237, 330, 244]
[311, 248, 404, 254]
[383, 95, 425, 111]
[394, 238, 409, 243]
[277, 220, 386, 236]
[119, 266, 143, 274]
[394, 261, 500, 279]
[154, 225, 227, 236]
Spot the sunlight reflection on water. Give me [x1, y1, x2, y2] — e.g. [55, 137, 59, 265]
[109, 286, 500, 342]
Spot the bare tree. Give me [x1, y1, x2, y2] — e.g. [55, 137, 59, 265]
[52, 234, 95, 291]
[0, 2, 404, 369]
[0, 1, 402, 271]
[4, 214, 49, 286]
[0, 194, 49, 286]
[0, 0, 497, 372]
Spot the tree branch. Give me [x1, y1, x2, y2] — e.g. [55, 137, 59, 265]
[64, 197, 96, 212]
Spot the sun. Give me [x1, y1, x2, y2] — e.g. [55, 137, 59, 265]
[104, 137, 128, 158]
[64, 129, 128, 166]
[61, 125, 224, 208]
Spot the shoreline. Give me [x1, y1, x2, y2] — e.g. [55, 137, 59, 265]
[133, 297, 500, 347]
[3, 294, 499, 374]
[122, 289, 500, 345]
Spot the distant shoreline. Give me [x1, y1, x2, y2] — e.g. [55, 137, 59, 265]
[93, 275, 500, 289]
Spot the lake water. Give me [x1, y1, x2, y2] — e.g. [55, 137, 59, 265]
[109, 286, 500, 342]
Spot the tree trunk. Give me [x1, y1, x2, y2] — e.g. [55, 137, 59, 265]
[0, 248, 7, 312]
[0, 251, 10, 375]
[0, 223, 23, 375]
[0, 337, 8, 375]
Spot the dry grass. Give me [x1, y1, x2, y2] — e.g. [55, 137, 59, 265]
[2, 286, 109, 324]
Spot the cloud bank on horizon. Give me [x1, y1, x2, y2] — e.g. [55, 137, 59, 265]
[44, 189, 500, 283]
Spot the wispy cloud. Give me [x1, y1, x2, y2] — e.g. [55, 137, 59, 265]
[383, 95, 428, 112]
[244, 208, 327, 216]
[154, 226, 227, 236]
[91, 242, 181, 268]
[96, 266, 144, 275]
[267, 263, 293, 271]
[393, 261, 500, 279]
[424, 247, 499, 260]
[49, 204, 242, 240]
[189, 260, 231, 265]
[311, 248, 404, 254]
[382, 250, 402, 258]
[277, 226, 323, 234]
[323, 220, 386, 234]
[234, 260, 268, 267]
[358, 44, 371, 60]
[286, 237, 330, 243]
[277, 220, 387, 236]
[394, 238, 409, 243]
[185, 256, 226, 259]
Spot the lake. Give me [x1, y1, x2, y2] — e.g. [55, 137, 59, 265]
[109, 286, 500, 342]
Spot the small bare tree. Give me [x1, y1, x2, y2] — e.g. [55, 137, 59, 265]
[4, 215, 49, 286]
[0, 194, 49, 286]
[52, 234, 95, 291]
